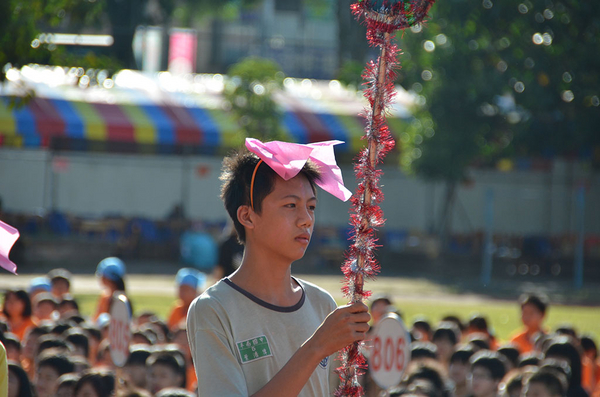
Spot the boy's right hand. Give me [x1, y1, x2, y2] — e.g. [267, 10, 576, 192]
[305, 301, 371, 359]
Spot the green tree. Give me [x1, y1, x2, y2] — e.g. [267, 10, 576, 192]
[224, 57, 286, 142]
[396, 0, 600, 242]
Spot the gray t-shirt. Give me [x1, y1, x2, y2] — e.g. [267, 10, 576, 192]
[187, 277, 338, 396]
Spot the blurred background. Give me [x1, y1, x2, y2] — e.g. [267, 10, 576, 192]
[0, 0, 599, 298]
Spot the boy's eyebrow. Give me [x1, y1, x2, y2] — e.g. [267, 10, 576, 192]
[280, 194, 317, 201]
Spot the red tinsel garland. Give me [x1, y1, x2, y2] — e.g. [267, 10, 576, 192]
[336, 1, 435, 396]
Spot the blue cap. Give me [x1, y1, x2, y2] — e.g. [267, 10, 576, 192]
[176, 268, 206, 290]
[29, 277, 51, 294]
[96, 257, 126, 282]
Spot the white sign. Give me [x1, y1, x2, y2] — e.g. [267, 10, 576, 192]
[369, 313, 411, 389]
[109, 293, 131, 367]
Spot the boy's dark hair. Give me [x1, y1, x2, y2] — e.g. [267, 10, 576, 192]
[3, 289, 32, 318]
[48, 268, 72, 288]
[527, 369, 568, 397]
[74, 370, 114, 397]
[581, 335, 597, 358]
[502, 369, 525, 397]
[370, 294, 392, 309]
[82, 325, 101, 342]
[432, 322, 459, 345]
[544, 336, 582, 388]
[411, 341, 438, 360]
[519, 293, 548, 315]
[24, 325, 50, 340]
[63, 328, 90, 357]
[126, 345, 152, 366]
[58, 294, 79, 312]
[37, 335, 73, 356]
[3, 332, 21, 351]
[147, 351, 187, 388]
[518, 351, 544, 368]
[467, 333, 491, 351]
[156, 388, 196, 397]
[51, 322, 73, 336]
[220, 150, 320, 243]
[497, 345, 520, 368]
[405, 361, 451, 397]
[57, 373, 80, 388]
[33, 292, 58, 308]
[555, 325, 577, 338]
[470, 350, 507, 381]
[8, 361, 34, 397]
[450, 344, 475, 364]
[441, 315, 465, 332]
[539, 358, 572, 384]
[132, 330, 155, 345]
[468, 315, 489, 332]
[37, 351, 75, 375]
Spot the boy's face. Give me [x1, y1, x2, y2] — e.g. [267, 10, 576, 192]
[449, 360, 470, 386]
[124, 363, 148, 388]
[370, 301, 389, 325]
[35, 301, 55, 320]
[525, 382, 557, 397]
[148, 363, 183, 394]
[249, 175, 316, 264]
[469, 366, 499, 397]
[178, 284, 197, 304]
[433, 337, 455, 363]
[36, 365, 60, 397]
[521, 303, 544, 329]
[51, 279, 69, 297]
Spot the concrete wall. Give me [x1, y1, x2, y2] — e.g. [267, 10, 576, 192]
[1, 148, 598, 235]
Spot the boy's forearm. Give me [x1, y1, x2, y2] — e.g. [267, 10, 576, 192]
[250, 339, 325, 397]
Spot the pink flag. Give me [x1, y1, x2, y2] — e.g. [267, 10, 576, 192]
[245, 138, 352, 202]
[0, 220, 19, 274]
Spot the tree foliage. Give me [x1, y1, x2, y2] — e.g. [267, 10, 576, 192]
[224, 57, 287, 142]
[397, 0, 600, 182]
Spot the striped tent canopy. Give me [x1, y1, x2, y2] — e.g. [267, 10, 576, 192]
[0, 65, 415, 154]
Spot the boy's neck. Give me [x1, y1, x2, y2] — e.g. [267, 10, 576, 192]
[229, 251, 301, 307]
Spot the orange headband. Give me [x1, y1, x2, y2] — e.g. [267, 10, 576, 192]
[250, 159, 263, 211]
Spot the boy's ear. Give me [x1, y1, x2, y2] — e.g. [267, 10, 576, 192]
[237, 205, 255, 230]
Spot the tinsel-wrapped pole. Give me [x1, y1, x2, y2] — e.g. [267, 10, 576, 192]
[336, 1, 435, 396]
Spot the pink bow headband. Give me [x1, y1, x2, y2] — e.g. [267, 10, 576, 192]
[0, 220, 19, 274]
[245, 138, 352, 209]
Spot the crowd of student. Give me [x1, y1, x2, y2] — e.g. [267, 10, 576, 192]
[364, 293, 600, 397]
[0, 258, 204, 397]
[0, 257, 599, 397]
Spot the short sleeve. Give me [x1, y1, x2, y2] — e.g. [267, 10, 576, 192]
[187, 298, 249, 397]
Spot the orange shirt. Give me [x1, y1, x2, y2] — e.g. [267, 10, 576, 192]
[7, 316, 36, 341]
[583, 357, 600, 394]
[167, 302, 189, 331]
[186, 364, 197, 391]
[510, 329, 539, 354]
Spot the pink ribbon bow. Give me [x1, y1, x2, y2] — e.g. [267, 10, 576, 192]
[245, 138, 352, 202]
[0, 220, 19, 274]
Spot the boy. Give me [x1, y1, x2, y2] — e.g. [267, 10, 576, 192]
[469, 350, 507, 397]
[523, 369, 568, 397]
[147, 350, 187, 395]
[167, 268, 205, 331]
[35, 351, 75, 397]
[510, 293, 548, 354]
[187, 139, 370, 396]
[449, 345, 476, 397]
[47, 268, 72, 299]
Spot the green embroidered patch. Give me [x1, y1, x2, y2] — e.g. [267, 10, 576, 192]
[237, 335, 272, 363]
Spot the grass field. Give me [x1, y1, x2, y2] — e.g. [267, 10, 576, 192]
[68, 274, 600, 342]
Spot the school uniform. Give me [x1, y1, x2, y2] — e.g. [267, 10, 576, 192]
[187, 277, 337, 396]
